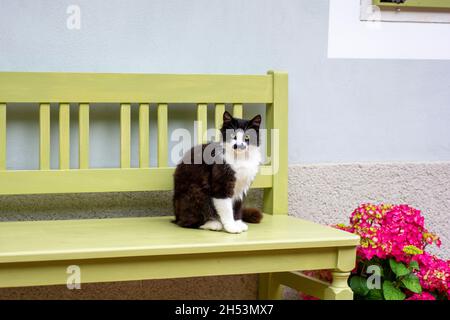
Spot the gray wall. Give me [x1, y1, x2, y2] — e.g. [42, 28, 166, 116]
[1, 0, 449, 166]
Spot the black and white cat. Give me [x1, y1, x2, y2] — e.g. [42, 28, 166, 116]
[173, 111, 263, 234]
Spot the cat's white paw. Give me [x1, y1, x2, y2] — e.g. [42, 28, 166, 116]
[223, 221, 247, 234]
[236, 220, 248, 232]
[200, 220, 223, 231]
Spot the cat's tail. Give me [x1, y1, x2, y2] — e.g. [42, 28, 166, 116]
[242, 208, 263, 224]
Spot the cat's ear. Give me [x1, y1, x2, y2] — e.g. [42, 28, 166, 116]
[249, 114, 262, 129]
[223, 111, 233, 123]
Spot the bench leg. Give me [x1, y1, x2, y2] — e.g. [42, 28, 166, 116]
[258, 273, 283, 300]
[323, 271, 353, 300]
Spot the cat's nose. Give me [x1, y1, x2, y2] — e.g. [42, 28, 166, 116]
[234, 144, 246, 150]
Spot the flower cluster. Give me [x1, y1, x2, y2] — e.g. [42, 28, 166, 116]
[337, 204, 440, 263]
[414, 252, 450, 297]
[302, 204, 449, 300]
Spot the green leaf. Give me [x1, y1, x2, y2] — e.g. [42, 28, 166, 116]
[383, 280, 406, 300]
[389, 259, 410, 277]
[401, 274, 422, 294]
[409, 260, 420, 272]
[349, 276, 369, 296]
[366, 289, 383, 300]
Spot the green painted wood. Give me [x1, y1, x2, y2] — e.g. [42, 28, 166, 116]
[233, 104, 243, 118]
[214, 103, 225, 142]
[259, 273, 283, 299]
[0, 167, 273, 195]
[0, 72, 273, 103]
[197, 104, 208, 144]
[120, 104, 131, 168]
[263, 71, 288, 215]
[0, 104, 5, 170]
[373, 0, 450, 9]
[273, 271, 329, 300]
[139, 104, 150, 168]
[0, 214, 359, 264]
[157, 104, 168, 167]
[39, 104, 51, 170]
[0, 246, 346, 289]
[78, 104, 90, 169]
[59, 104, 70, 170]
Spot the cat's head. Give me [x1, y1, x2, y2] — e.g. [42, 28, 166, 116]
[220, 111, 262, 152]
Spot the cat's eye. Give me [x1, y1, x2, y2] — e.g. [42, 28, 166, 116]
[230, 133, 236, 139]
[244, 134, 250, 141]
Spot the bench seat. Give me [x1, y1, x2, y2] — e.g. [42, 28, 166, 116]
[0, 214, 358, 289]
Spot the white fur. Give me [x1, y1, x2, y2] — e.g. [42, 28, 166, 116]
[224, 144, 262, 201]
[235, 219, 249, 232]
[209, 144, 261, 234]
[200, 220, 223, 231]
[212, 198, 247, 233]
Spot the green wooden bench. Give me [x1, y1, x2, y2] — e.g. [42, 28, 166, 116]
[0, 71, 359, 299]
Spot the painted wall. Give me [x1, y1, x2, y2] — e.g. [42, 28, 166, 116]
[328, 0, 450, 60]
[1, 0, 449, 167]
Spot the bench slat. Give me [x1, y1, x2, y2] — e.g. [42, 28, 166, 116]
[233, 103, 243, 118]
[197, 104, 207, 145]
[0, 167, 273, 195]
[139, 104, 150, 168]
[157, 104, 168, 167]
[214, 103, 225, 142]
[0, 73, 273, 103]
[263, 71, 289, 215]
[39, 104, 51, 170]
[0, 103, 5, 170]
[78, 103, 90, 169]
[59, 103, 70, 169]
[120, 104, 131, 168]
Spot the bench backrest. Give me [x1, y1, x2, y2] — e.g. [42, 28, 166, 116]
[0, 71, 288, 215]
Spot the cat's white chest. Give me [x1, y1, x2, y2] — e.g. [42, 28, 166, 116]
[227, 149, 261, 201]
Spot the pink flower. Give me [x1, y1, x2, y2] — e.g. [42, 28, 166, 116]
[406, 292, 436, 300]
[414, 253, 450, 295]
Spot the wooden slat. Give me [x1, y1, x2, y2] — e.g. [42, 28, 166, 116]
[0, 166, 273, 195]
[0, 73, 273, 103]
[139, 104, 150, 168]
[157, 104, 168, 167]
[233, 103, 243, 118]
[78, 104, 89, 169]
[59, 104, 70, 169]
[197, 104, 207, 145]
[214, 103, 225, 142]
[273, 271, 329, 300]
[120, 104, 131, 168]
[373, 0, 450, 9]
[263, 71, 289, 215]
[39, 104, 51, 170]
[0, 104, 5, 170]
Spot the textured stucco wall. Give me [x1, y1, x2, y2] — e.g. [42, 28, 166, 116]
[288, 163, 450, 258]
[0, 162, 447, 299]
